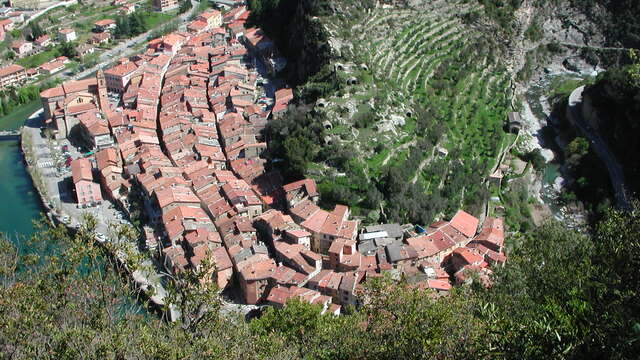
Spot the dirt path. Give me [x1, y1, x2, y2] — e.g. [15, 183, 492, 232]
[382, 138, 416, 166]
[411, 146, 436, 184]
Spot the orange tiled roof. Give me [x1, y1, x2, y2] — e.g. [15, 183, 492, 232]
[449, 210, 479, 238]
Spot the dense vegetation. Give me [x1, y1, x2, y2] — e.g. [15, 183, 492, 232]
[114, 12, 155, 39]
[247, 0, 332, 85]
[1, 207, 638, 359]
[475, 0, 640, 50]
[569, 0, 640, 49]
[266, 0, 510, 226]
[583, 58, 640, 194]
[0, 80, 60, 117]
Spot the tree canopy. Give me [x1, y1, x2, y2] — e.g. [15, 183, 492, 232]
[1, 207, 638, 359]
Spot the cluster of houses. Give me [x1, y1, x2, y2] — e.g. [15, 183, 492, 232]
[0, 8, 126, 90]
[40, 6, 508, 315]
[0, 7, 24, 41]
[0, 55, 72, 89]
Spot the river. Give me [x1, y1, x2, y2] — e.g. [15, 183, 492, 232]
[0, 100, 43, 249]
[0, 103, 149, 316]
[522, 69, 594, 226]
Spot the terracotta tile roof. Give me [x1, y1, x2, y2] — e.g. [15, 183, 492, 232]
[66, 102, 97, 115]
[439, 224, 468, 245]
[162, 33, 186, 47]
[197, 10, 221, 22]
[188, 20, 208, 31]
[61, 78, 97, 95]
[155, 185, 200, 209]
[39, 61, 64, 72]
[105, 61, 138, 77]
[282, 178, 318, 197]
[426, 230, 456, 251]
[320, 213, 341, 237]
[275, 88, 293, 104]
[449, 210, 479, 238]
[426, 279, 451, 291]
[286, 229, 311, 238]
[301, 208, 329, 234]
[406, 235, 441, 259]
[271, 101, 287, 114]
[327, 271, 343, 291]
[238, 257, 276, 281]
[290, 199, 320, 221]
[71, 158, 93, 183]
[95, 19, 115, 27]
[338, 220, 358, 239]
[212, 246, 232, 270]
[452, 247, 484, 266]
[162, 205, 210, 225]
[0, 64, 24, 78]
[95, 147, 120, 171]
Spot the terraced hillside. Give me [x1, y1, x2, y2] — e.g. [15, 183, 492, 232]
[273, 0, 517, 225]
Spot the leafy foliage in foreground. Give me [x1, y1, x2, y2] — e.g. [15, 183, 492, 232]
[1, 208, 639, 359]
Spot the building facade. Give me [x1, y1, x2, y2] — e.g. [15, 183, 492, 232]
[152, 0, 178, 12]
[0, 64, 26, 89]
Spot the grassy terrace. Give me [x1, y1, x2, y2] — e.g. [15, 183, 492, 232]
[0, 100, 41, 130]
[16, 48, 60, 69]
[305, 0, 514, 223]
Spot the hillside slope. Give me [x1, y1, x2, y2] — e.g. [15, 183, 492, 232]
[268, 0, 515, 226]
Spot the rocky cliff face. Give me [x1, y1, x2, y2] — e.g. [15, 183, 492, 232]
[285, 0, 333, 85]
[584, 76, 640, 186]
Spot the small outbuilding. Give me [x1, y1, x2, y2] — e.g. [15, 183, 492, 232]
[506, 112, 522, 133]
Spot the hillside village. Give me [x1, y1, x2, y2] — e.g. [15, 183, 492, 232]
[0, 0, 182, 86]
[36, 5, 507, 314]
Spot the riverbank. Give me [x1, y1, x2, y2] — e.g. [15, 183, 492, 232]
[0, 100, 42, 131]
[516, 59, 600, 228]
[19, 110, 176, 320]
[0, 139, 42, 242]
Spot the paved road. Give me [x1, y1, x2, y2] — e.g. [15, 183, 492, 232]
[23, 112, 124, 233]
[23, 111, 171, 308]
[72, 0, 198, 80]
[566, 86, 630, 209]
[17, 3, 202, 316]
[21, 0, 79, 29]
[27, 1, 197, 85]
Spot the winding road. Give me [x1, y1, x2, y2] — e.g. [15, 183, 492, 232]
[67, 0, 198, 81]
[566, 86, 631, 209]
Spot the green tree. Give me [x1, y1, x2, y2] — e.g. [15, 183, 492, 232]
[248, 0, 263, 18]
[521, 148, 546, 171]
[565, 136, 590, 167]
[178, 0, 192, 14]
[28, 22, 45, 41]
[115, 15, 131, 38]
[283, 135, 317, 178]
[58, 41, 78, 58]
[130, 12, 147, 35]
[483, 208, 640, 359]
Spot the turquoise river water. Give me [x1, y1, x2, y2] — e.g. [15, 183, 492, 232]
[0, 108, 42, 249]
